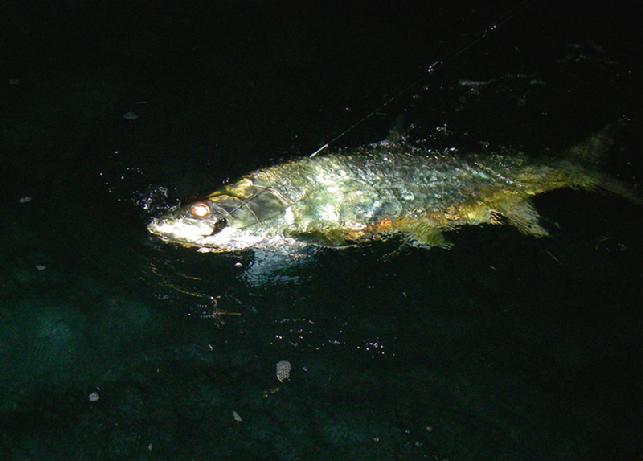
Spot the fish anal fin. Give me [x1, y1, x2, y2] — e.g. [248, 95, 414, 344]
[295, 229, 350, 247]
[397, 221, 453, 249]
[497, 198, 549, 237]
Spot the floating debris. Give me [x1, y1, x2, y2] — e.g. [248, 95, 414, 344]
[458, 79, 491, 87]
[276, 360, 292, 382]
[36, 265, 46, 271]
[232, 410, 243, 422]
[201, 308, 242, 321]
[19, 196, 32, 203]
[262, 387, 281, 398]
[544, 249, 562, 266]
[234, 262, 243, 268]
[147, 443, 153, 451]
[122, 111, 139, 120]
[89, 392, 100, 402]
[9, 78, 20, 85]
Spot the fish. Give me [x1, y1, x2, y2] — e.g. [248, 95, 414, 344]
[147, 127, 637, 253]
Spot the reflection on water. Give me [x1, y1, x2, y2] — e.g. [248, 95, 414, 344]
[240, 249, 317, 286]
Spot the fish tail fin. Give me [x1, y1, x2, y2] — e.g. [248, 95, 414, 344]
[559, 162, 641, 205]
[563, 123, 617, 166]
[562, 121, 641, 204]
[596, 176, 643, 205]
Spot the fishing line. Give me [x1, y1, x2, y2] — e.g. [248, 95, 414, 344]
[163, 1, 534, 226]
[310, 0, 533, 157]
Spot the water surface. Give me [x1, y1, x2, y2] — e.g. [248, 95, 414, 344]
[2, 2, 641, 460]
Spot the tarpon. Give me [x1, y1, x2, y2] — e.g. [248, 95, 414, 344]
[147, 128, 636, 253]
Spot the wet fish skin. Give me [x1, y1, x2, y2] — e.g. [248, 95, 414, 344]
[147, 136, 626, 252]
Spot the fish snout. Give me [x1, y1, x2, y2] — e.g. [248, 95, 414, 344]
[147, 217, 164, 235]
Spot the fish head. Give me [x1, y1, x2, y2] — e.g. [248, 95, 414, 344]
[147, 200, 230, 247]
[147, 193, 290, 252]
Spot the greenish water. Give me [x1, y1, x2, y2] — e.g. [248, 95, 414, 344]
[2, 2, 641, 460]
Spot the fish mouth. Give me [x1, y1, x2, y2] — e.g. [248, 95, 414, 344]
[147, 218, 238, 251]
[147, 218, 215, 243]
[148, 207, 304, 253]
[148, 219, 289, 253]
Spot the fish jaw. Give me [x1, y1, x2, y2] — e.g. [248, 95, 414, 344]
[148, 217, 303, 253]
[147, 217, 214, 243]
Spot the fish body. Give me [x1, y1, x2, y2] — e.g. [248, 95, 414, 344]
[148, 133, 628, 253]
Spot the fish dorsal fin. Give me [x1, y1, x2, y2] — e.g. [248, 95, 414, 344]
[387, 114, 409, 145]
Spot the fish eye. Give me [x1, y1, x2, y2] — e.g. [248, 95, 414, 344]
[190, 202, 211, 218]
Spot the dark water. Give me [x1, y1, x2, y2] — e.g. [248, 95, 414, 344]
[2, 1, 642, 460]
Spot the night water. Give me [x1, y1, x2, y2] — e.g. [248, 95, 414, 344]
[2, 2, 641, 460]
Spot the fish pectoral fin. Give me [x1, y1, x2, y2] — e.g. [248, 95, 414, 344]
[497, 198, 549, 237]
[398, 222, 453, 249]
